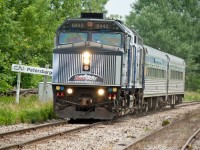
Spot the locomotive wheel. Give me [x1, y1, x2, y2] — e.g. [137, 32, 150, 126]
[145, 100, 149, 113]
[115, 98, 123, 117]
[170, 104, 175, 109]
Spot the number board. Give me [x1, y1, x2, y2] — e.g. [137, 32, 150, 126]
[70, 22, 85, 28]
[66, 21, 121, 31]
[94, 22, 110, 29]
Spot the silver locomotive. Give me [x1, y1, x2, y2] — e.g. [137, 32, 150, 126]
[52, 13, 185, 120]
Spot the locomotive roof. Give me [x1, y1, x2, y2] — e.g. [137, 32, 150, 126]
[144, 45, 185, 66]
[56, 17, 141, 38]
[56, 18, 124, 32]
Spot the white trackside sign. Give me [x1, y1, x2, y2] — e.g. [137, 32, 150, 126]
[12, 64, 53, 76]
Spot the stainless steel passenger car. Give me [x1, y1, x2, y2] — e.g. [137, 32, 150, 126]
[143, 45, 185, 109]
[52, 13, 185, 120]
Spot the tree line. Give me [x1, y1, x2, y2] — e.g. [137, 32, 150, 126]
[126, 0, 200, 91]
[0, 0, 199, 92]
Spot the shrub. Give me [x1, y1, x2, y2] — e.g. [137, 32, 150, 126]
[162, 120, 170, 126]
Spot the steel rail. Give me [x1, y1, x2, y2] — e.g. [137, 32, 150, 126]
[0, 120, 66, 137]
[176, 101, 200, 106]
[178, 101, 200, 107]
[181, 128, 200, 150]
[123, 112, 200, 150]
[0, 122, 103, 150]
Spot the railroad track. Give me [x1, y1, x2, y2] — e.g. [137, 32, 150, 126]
[123, 112, 200, 150]
[0, 101, 199, 150]
[181, 128, 200, 150]
[134, 101, 200, 118]
[0, 120, 66, 137]
[0, 120, 103, 150]
[178, 101, 200, 107]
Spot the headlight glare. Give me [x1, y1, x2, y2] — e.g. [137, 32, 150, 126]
[67, 88, 73, 94]
[98, 89, 105, 96]
[83, 52, 90, 59]
[83, 58, 90, 65]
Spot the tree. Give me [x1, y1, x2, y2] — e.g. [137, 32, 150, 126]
[125, 0, 200, 91]
[0, 0, 109, 92]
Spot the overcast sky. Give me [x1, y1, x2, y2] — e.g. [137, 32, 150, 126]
[105, 0, 136, 18]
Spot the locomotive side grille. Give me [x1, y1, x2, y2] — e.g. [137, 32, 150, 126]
[53, 53, 121, 85]
[54, 54, 82, 83]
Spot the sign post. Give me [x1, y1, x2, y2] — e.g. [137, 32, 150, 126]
[42, 65, 49, 102]
[12, 63, 53, 104]
[16, 61, 22, 104]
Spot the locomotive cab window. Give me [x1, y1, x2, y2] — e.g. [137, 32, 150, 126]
[92, 33, 122, 47]
[59, 32, 88, 45]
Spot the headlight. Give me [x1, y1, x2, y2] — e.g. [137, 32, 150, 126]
[83, 58, 90, 65]
[82, 51, 91, 71]
[83, 65, 90, 71]
[98, 89, 105, 96]
[83, 52, 90, 59]
[66, 88, 73, 94]
[83, 52, 90, 65]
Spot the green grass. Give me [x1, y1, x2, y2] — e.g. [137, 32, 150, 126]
[184, 91, 200, 102]
[0, 95, 57, 125]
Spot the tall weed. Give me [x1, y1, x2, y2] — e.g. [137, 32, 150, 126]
[0, 95, 56, 125]
[184, 91, 200, 102]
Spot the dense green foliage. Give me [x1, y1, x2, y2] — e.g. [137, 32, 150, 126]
[0, 95, 55, 125]
[126, 0, 200, 91]
[0, 0, 108, 92]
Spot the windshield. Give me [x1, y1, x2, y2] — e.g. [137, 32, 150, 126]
[92, 33, 122, 47]
[59, 32, 87, 44]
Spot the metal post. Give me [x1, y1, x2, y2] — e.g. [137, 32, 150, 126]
[16, 61, 22, 104]
[42, 65, 49, 102]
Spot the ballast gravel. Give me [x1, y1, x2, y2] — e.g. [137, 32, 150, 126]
[0, 104, 200, 150]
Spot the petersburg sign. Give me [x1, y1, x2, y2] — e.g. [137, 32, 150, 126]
[12, 61, 52, 104]
[12, 64, 52, 76]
